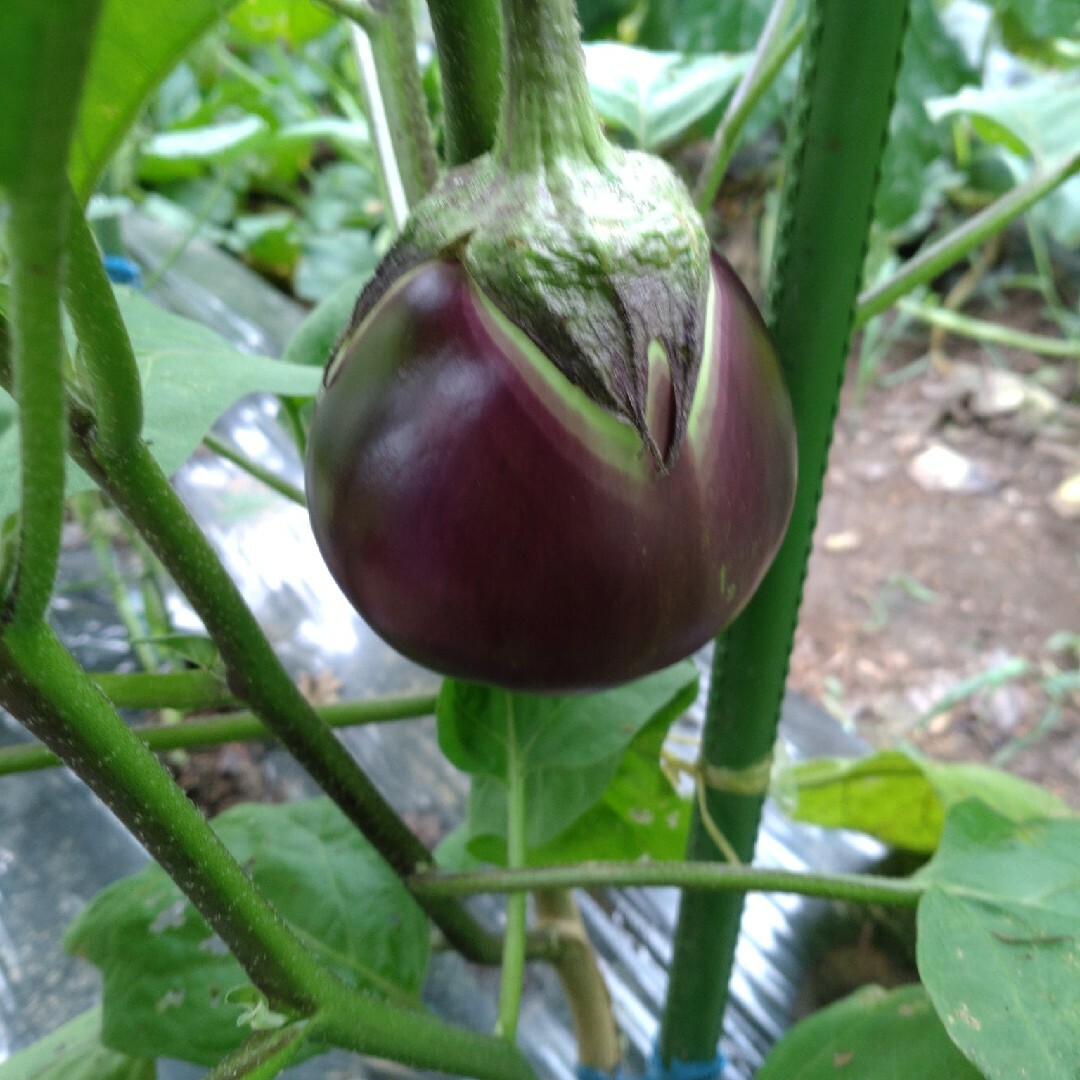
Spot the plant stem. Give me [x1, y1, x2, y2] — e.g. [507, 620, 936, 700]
[72, 493, 160, 671]
[428, 0, 503, 165]
[0, 624, 537, 1079]
[93, 669, 235, 709]
[0, 621, 325, 1008]
[316, 0, 376, 34]
[5, 194, 71, 629]
[897, 297, 1080, 359]
[203, 1023, 314, 1080]
[352, 1, 437, 211]
[203, 432, 307, 506]
[0, 692, 435, 776]
[1, 0, 104, 623]
[497, 693, 527, 1041]
[693, 0, 804, 214]
[70, 433, 502, 963]
[62, 189, 144, 453]
[660, 0, 911, 1065]
[855, 150, 1080, 328]
[495, 0, 608, 172]
[411, 863, 925, 907]
[534, 890, 620, 1072]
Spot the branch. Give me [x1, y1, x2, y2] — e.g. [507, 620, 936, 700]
[411, 862, 924, 907]
[0, 692, 436, 777]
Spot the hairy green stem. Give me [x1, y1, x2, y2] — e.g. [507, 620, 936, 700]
[0, 692, 435, 777]
[660, 0, 911, 1064]
[71, 432, 501, 962]
[496, 0, 607, 171]
[497, 694, 527, 1041]
[855, 150, 1080, 328]
[92, 669, 235, 710]
[693, 0, 804, 213]
[1, 0, 103, 623]
[5, 197, 71, 628]
[534, 890, 620, 1071]
[0, 621, 324, 1007]
[428, 0, 503, 165]
[0, 624, 536, 1079]
[203, 432, 307, 506]
[411, 863, 924, 907]
[62, 190, 144, 452]
[355, 1, 438, 209]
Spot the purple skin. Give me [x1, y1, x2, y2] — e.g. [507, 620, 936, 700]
[307, 256, 796, 693]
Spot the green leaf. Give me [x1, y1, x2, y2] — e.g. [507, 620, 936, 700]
[917, 801, 1080, 1080]
[756, 984, 983, 1079]
[775, 748, 1074, 854]
[638, 0, 776, 52]
[65, 798, 429, 1066]
[71, 0, 247, 199]
[927, 75, 1080, 167]
[438, 661, 698, 855]
[227, 0, 335, 45]
[138, 116, 271, 183]
[583, 44, 751, 152]
[988, 0, 1080, 47]
[874, 0, 976, 236]
[0, 290, 321, 521]
[283, 271, 371, 370]
[0, 1008, 154, 1080]
[295, 231, 382, 303]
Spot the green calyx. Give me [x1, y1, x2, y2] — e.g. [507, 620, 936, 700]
[332, 0, 712, 470]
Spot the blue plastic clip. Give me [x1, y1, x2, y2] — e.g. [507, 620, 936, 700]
[644, 1046, 725, 1080]
[102, 254, 142, 287]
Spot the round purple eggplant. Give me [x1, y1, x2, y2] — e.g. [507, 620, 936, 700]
[306, 255, 796, 693]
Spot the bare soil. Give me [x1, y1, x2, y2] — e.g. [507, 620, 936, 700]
[790, 293, 1080, 806]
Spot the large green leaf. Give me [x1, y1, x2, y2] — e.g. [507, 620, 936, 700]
[637, 0, 776, 52]
[927, 76, 1080, 166]
[66, 799, 430, 1066]
[70, 0, 246, 200]
[437, 662, 698, 853]
[873, 0, 977, 236]
[775, 748, 1073, 854]
[0, 1008, 153, 1080]
[469, 722, 692, 865]
[0, 289, 321, 520]
[227, 0, 335, 46]
[988, 0, 1080, 47]
[917, 801, 1080, 1080]
[583, 44, 751, 152]
[756, 984, 983, 1080]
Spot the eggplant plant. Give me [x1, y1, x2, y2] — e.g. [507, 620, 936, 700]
[0, 1, 1078, 1079]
